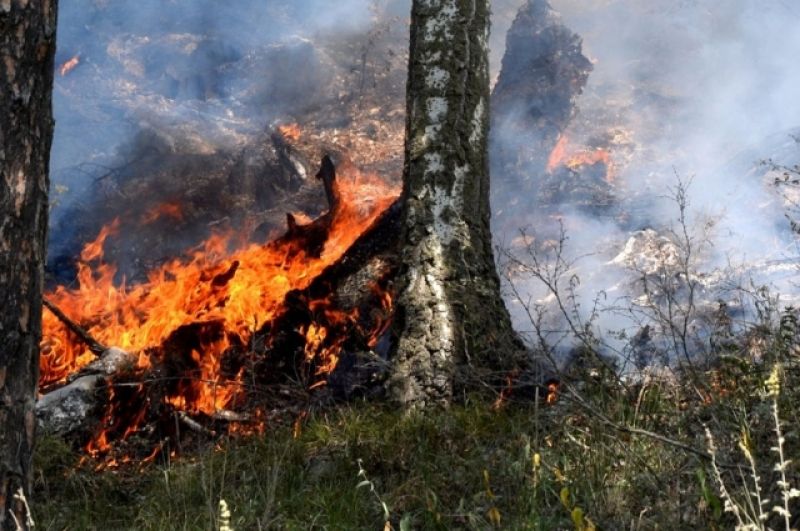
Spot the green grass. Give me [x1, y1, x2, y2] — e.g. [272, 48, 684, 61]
[33, 358, 799, 530]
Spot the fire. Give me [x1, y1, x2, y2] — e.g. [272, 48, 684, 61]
[141, 201, 184, 225]
[59, 54, 80, 77]
[491, 370, 518, 410]
[546, 134, 570, 173]
[278, 123, 303, 142]
[545, 379, 560, 404]
[546, 134, 615, 183]
[41, 164, 398, 457]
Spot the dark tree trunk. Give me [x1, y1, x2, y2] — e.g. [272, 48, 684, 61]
[389, 0, 524, 408]
[0, 1, 57, 528]
[490, 0, 592, 233]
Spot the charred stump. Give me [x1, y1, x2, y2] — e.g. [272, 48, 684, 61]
[490, 0, 592, 231]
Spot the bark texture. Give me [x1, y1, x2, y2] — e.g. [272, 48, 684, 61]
[389, 0, 523, 408]
[0, 1, 57, 528]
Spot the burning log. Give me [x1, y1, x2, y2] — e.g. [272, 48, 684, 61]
[37, 347, 137, 436]
[43, 298, 107, 355]
[36, 375, 106, 436]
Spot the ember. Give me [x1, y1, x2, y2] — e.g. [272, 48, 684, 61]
[278, 123, 303, 142]
[545, 379, 560, 405]
[59, 54, 80, 76]
[546, 134, 615, 183]
[141, 202, 184, 225]
[40, 159, 399, 461]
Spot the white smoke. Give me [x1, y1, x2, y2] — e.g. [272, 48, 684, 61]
[493, 0, 800, 357]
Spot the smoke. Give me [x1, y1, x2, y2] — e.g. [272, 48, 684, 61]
[49, 0, 399, 266]
[50, 0, 380, 200]
[49, 0, 800, 357]
[492, 0, 800, 356]
[556, 0, 800, 247]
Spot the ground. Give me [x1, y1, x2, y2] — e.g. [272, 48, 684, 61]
[33, 348, 799, 530]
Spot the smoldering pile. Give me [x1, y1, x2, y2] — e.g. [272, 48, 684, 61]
[491, 0, 800, 364]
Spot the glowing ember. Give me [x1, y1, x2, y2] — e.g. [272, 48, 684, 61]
[59, 54, 80, 77]
[546, 134, 570, 173]
[546, 134, 615, 183]
[278, 123, 303, 142]
[41, 164, 398, 458]
[545, 380, 560, 404]
[141, 201, 184, 225]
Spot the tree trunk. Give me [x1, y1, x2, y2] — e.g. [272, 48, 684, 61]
[389, 0, 524, 408]
[0, 1, 57, 528]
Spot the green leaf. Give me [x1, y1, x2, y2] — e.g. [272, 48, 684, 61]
[560, 487, 571, 509]
[571, 507, 585, 530]
[696, 468, 722, 521]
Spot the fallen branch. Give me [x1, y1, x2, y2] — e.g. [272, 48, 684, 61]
[43, 298, 107, 354]
[212, 410, 250, 423]
[563, 385, 736, 469]
[177, 411, 217, 437]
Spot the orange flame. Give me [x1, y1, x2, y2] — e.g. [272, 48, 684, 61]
[546, 134, 615, 183]
[545, 380, 560, 405]
[278, 123, 302, 142]
[141, 201, 184, 225]
[59, 54, 80, 77]
[546, 134, 570, 173]
[41, 166, 398, 456]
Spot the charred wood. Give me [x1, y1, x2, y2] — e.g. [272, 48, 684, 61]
[490, 0, 592, 225]
[36, 347, 136, 436]
[315, 154, 341, 213]
[43, 298, 107, 355]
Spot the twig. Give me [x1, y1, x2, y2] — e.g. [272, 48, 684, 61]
[212, 410, 251, 423]
[177, 411, 217, 437]
[43, 298, 107, 354]
[563, 385, 736, 468]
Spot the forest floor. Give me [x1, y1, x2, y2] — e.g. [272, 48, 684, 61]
[33, 345, 800, 530]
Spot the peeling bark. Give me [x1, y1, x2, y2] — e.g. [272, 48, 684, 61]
[389, 0, 524, 408]
[0, 1, 57, 528]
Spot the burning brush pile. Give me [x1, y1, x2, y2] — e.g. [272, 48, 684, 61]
[40, 154, 399, 464]
[41, 0, 412, 464]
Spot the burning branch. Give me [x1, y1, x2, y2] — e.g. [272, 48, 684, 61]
[43, 297, 107, 354]
[316, 154, 340, 213]
[281, 155, 343, 257]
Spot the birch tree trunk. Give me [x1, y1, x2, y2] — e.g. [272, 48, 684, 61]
[389, 0, 524, 408]
[0, 1, 57, 528]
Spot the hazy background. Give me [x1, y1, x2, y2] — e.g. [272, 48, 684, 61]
[49, 0, 800, 358]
